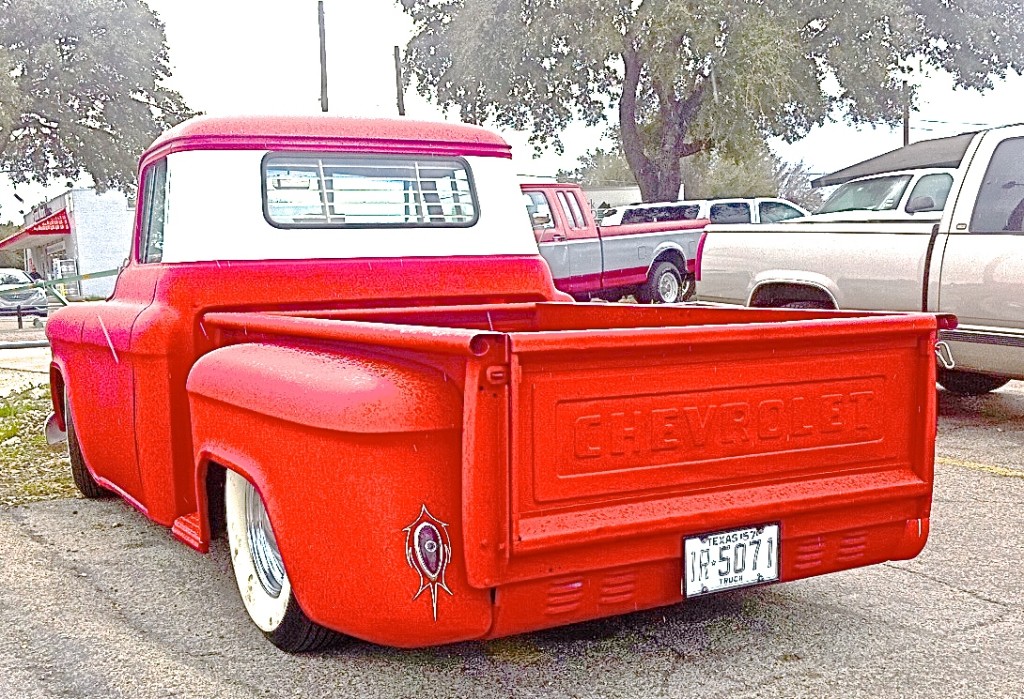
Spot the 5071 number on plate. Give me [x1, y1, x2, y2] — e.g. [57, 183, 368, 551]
[683, 524, 779, 597]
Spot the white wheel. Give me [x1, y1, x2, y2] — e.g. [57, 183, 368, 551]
[224, 469, 334, 651]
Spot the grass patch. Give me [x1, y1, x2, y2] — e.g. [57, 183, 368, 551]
[0, 383, 78, 506]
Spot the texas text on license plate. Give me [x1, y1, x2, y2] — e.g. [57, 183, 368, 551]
[683, 524, 780, 597]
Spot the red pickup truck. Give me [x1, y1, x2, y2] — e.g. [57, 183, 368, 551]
[46, 115, 945, 652]
[521, 181, 707, 303]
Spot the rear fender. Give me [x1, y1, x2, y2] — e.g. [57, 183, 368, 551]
[187, 343, 493, 646]
[648, 243, 688, 276]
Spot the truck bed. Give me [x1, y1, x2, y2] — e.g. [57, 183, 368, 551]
[190, 302, 946, 643]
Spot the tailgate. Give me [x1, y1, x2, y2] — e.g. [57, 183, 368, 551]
[503, 315, 938, 557]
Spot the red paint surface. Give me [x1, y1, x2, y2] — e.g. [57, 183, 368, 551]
[47, 117, 941, 648]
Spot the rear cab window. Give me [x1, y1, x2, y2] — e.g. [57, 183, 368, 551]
[263, 154, 477, 228]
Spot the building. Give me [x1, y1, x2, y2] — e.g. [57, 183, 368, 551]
[0, 188, 134, 298]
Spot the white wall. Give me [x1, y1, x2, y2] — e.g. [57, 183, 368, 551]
[69, 190, 133, 298]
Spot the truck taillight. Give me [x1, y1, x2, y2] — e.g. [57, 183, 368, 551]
[694, 230, 708, 282]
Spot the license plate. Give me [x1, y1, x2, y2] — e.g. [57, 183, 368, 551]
[683, 524, 780, 597]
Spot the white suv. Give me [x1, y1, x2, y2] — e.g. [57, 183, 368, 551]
[598, 197, 808, 226]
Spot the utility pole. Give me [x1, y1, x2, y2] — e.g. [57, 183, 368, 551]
[902, 80, 909, 146]
[318, 1, 328, 112]
[394, 46, 406, 116]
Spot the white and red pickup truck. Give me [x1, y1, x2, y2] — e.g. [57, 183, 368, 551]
[45, 115, 946, 651]
[521, 181, 707, 303]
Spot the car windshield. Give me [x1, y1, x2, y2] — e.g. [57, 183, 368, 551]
[0, 270, 31, 286]
[818, 175, 913, 213]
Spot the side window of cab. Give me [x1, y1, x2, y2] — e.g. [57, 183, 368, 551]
[969, 137, 1024, 232]
[139, 158, 168, 263]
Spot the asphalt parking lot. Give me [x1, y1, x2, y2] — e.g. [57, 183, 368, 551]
[1, 348, 1022, 697]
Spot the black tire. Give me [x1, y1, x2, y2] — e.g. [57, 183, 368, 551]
[678, 272, 696, 301]
[780, 301, 828, 310]
[937, 369, 1011, 396]
[639, 261, 685, 303]
[225, 470, 336, 653]
[65, 389, 109, 499]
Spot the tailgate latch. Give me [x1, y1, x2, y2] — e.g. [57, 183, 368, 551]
[485, 366, 509, 385]
[935, 341, 956, 370]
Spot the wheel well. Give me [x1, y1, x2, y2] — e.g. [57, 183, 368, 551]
[750, 283, 836, 309]
[49, 367, 66, 430]
[650, 249, 687, 276]
[204, 461, 227, 539]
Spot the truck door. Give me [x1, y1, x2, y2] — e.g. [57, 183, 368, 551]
[936, 127, 1024, 375]
[530, 189, 602, 295]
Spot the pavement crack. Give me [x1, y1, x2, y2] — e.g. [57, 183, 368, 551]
[883, 562, 1014, 610]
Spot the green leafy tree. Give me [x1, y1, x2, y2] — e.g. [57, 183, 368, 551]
[682, 147, 824, 210]
[561, 140, 823, 208]
[556, 146, 637, 187]
[0, 222, 21, 266]
[0, 0, 195, 216]
[400, 0, 1024, 201]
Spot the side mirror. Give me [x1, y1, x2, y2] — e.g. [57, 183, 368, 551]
[906, 196, 936, 213]
[531, 213, 552, 228]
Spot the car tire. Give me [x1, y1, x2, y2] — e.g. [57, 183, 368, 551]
[224, 469, 335, 653]
[639, 261, 684, 303]
[780, 301, 828, 310]
[937, 369, 1011, 396]
[65, 389, 109, 499]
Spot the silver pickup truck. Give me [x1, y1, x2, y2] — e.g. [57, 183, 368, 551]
[696, 124, 1024, 395]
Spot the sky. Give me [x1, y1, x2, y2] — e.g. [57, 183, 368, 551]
[3, 0, 1023, 221]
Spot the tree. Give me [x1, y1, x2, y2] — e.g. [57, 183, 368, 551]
[559, 140, 823, 209]
[400, 0, 1024, 201]
[0, 0, 195, 215]
[681, 147, 824, 210]
[0, 222, 20, 267]
[556, 146, 637, 187]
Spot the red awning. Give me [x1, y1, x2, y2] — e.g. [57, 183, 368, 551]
[24, 209, 71, 235]
[0, 208, 71, 252]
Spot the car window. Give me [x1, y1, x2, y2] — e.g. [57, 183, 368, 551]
[139, 158, 168, 263]
[523, 191, 554, 229]
[556, 191, 584, 229]
[621, 208, 655, 224]
[620, 204, 700, 224]
[0, 270, 31, 285]
[818, 175, 912, 213]
[906, 174, 954, 213]
[565, 190, 588, 228]
[263, 154, 477, 228]
[709, 202, 751, 224]
[970, 137, 1024, 232]
[759, 201, 804, 223]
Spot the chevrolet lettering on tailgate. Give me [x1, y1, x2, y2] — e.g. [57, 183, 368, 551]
[558, 378, 883, 480]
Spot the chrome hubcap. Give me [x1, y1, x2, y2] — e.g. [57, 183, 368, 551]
[244, 482, 286, 598]
[658, 271, 680, 302]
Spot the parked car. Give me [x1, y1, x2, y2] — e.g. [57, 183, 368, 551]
[0, 267, 47, 316]
[805, 168, 957, 222]
[521, 182, 707, 303]
[695, 125, 1024, 395]
[598, 197, 807, 226]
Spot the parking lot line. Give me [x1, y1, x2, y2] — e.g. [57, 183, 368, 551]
[936, 456, 1024, 479]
